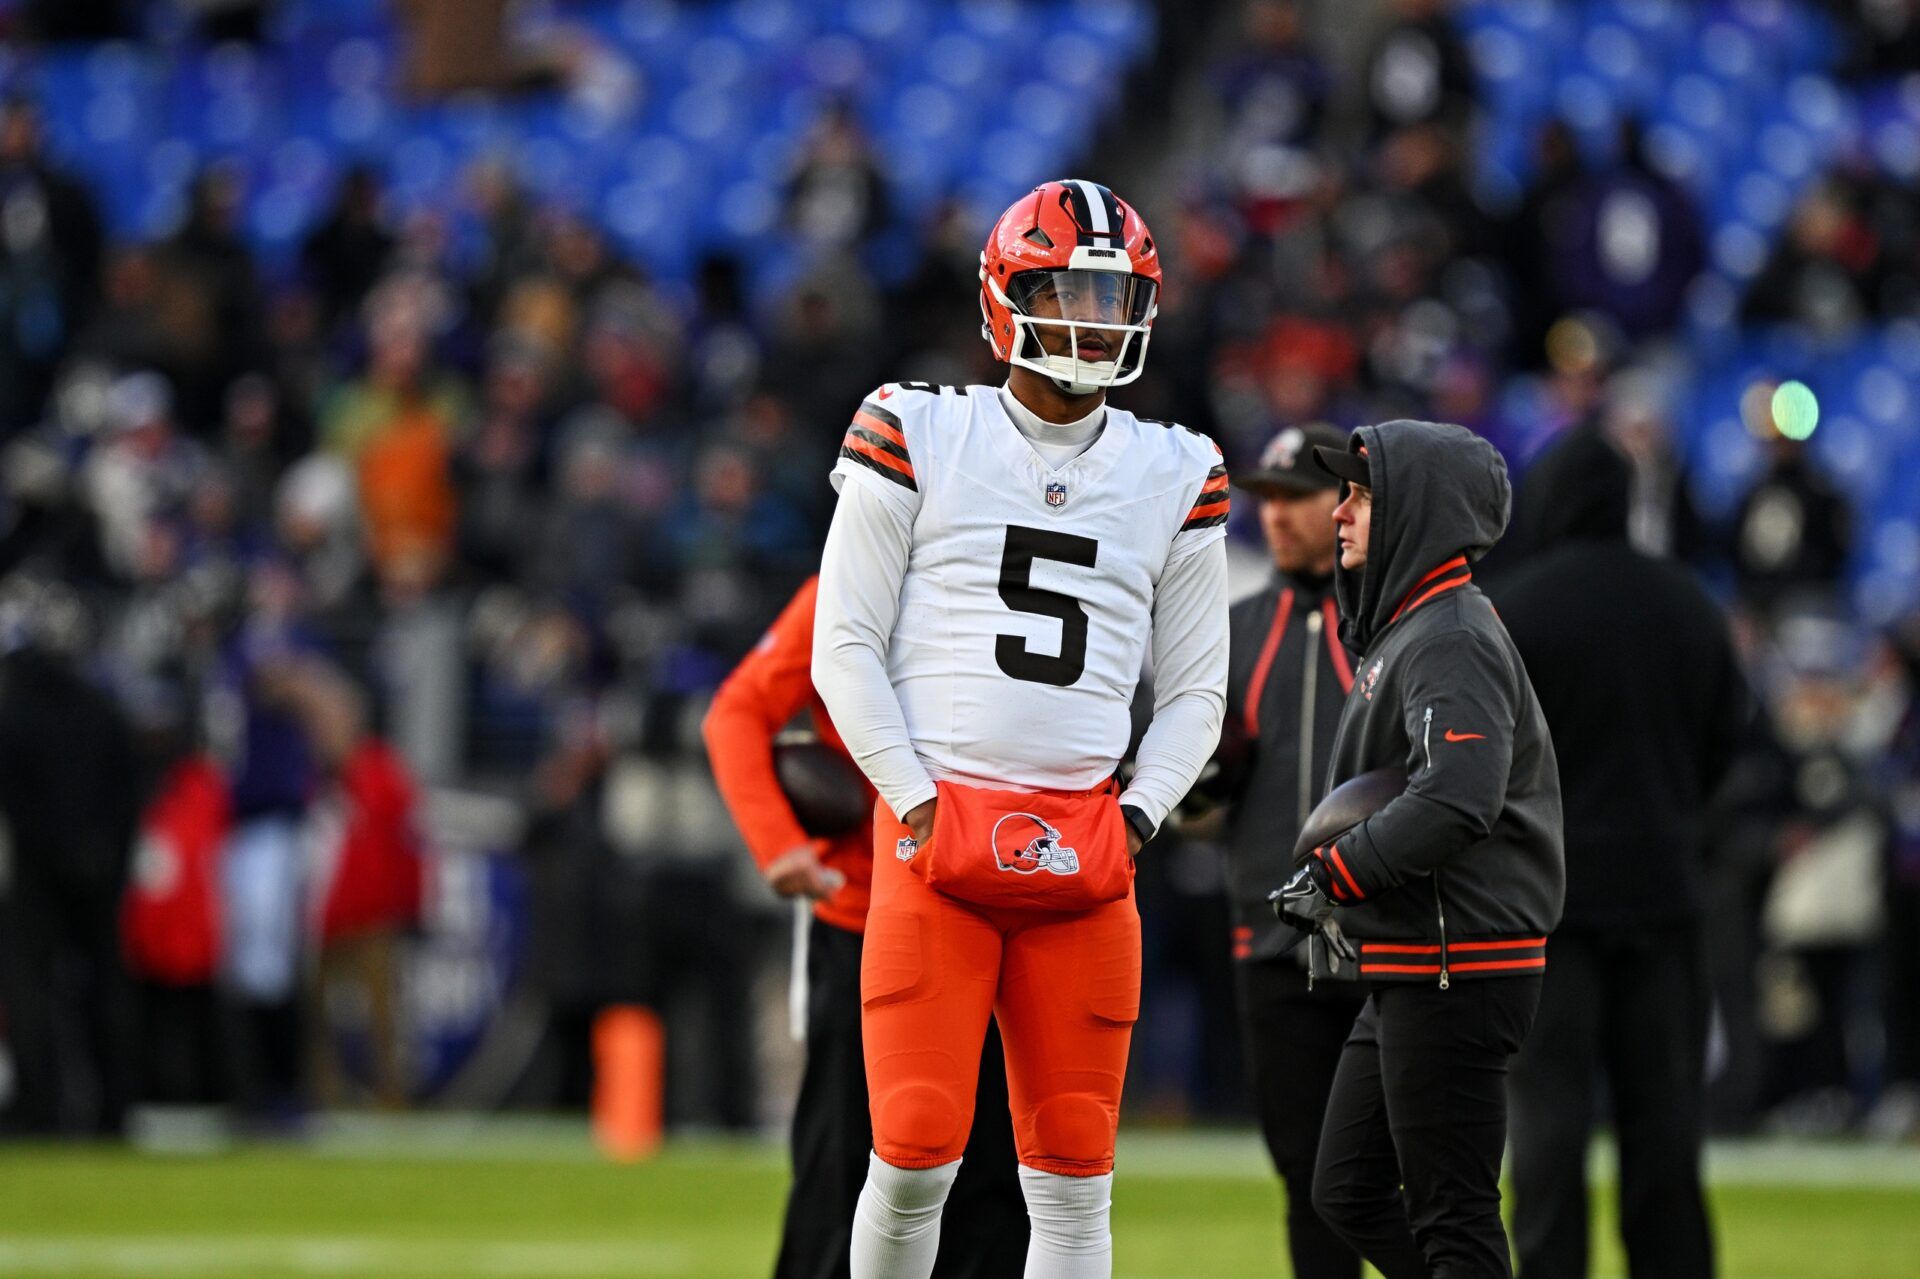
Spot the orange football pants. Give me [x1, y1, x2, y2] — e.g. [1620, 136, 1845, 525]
[862, 803, 1141, 1177]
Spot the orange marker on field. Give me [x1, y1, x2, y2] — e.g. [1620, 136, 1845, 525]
[593, 1005, 664, 1161]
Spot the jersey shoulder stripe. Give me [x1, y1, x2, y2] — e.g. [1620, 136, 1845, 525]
[840, 398, 916, 491]
[1182, 462, 1230, 530]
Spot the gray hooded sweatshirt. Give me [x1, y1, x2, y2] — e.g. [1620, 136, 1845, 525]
[1319, 420, 1565, 986]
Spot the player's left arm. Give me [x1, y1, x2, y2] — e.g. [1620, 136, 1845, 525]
[1119, 498, 1230, 850]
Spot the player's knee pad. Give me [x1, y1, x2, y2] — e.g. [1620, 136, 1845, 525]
[1020, 1092, 1118, 1174]
[871, 1080, 970, 1166]
[1018, 1166, 1111, 1246]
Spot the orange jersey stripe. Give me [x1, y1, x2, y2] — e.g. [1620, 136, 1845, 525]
[851, 410, 907, 448]
[844, 436, 915, 479]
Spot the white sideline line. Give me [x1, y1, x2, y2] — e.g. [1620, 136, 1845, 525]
[1112, 1130, 1920, 1189]
[118, 1114, 1920, 1190]
[0, 1238, 689, 1276]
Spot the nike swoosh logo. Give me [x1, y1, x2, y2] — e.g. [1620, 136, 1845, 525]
[1444, 730, 1485, 742]
[877, 387, 894, 400]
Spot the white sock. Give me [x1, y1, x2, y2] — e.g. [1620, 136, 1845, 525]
[849, 1152, 961, 1279]
[1020, 1166, 1113, 1278]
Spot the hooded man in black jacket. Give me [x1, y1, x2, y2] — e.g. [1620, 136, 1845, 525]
[1220, 423, 1367, 1279]
[1276, 419, 1564, 1279]
[1490, 426, 1745, 1279]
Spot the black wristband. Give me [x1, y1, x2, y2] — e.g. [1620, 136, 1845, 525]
[1119, 803, 1157, 847]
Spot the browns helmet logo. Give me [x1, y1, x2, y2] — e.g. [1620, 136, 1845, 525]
[991, 813, 1080, 876]
[1261, 427, 1305, 473]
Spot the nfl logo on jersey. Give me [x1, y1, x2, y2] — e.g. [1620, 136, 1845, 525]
[1045, 481, 1068, 508]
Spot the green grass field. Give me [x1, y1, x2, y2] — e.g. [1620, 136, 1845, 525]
[1, 1123, 1916, 1278]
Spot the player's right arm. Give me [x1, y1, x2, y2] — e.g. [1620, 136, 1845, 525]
[812, 391, 939, 838]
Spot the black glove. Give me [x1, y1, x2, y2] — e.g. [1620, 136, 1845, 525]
[1269, 862, 1357, 963]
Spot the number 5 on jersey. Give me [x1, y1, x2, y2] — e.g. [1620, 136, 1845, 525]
[996, 525, 1099, 687]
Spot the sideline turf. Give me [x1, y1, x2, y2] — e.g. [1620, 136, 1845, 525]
[0, 1134, 1915, 1278]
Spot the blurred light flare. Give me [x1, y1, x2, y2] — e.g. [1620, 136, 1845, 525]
[1772, 379, 1820, 440]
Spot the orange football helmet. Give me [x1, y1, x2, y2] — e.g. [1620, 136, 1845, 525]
[979, 179, 1161, 394]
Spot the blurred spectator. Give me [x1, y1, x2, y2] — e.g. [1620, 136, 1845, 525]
[220, 373, 302, 534]
[82, 372, 206, 582]
[1215, 0, 1330, 222]
[1495, 428, 1744, 1279]
[298, 665, 423, 1110]
[121, 704, 231, 1107]
[215, 563, 319, 1124]
[1743, 179, 1883, 337]
[1731, 429, 1852, 615]
[162, 167, 262, 429]
[1602, 369, 1707, 562]
[688, 254, 762, 412]
[1550, 120, 1707, 344]
[301, 166, 396, 338]
[784, 101, 892, 251]
[0, 97, 103, 436]
[0, 619, 141, 1135]
[1361, 0, 1475, 142]
[454, 341, 556, 587]
[322, 281, 468, 587]
[1755, 612, 1897, 1132]
[1504, 121, 1585, 368]
[1870, 620, 1920, 1141]
[523, 416, 646, 615]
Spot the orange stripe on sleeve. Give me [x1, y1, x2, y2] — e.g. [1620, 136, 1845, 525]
[842, 436, 917, 481]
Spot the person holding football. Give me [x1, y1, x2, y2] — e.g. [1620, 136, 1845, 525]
[812, 180, 1229, 1279]
[1274, 421, 1565, 1279]
[704, 576, 1031, 1279]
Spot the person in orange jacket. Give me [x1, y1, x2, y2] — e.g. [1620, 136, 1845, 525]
[704, 576, 1028, 1279]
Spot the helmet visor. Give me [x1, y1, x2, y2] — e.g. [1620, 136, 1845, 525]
[1005, 269, 1157, 329]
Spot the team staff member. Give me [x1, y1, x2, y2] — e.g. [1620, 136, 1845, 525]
[1276, 420, 1564, 1279]
[1491, 428, 1744, 1279]
[703, 576, 1028, 1279]
[1219, 423, 1365, 1279]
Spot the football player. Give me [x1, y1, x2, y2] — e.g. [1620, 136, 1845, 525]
[813, 180, 1229, 1279]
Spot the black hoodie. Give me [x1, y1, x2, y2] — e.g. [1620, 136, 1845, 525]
[1488, 427, 1748, 928]
[1319, 420, 1565, 985]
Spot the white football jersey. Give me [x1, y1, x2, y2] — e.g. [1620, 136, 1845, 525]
[830, 382, 1228, 793]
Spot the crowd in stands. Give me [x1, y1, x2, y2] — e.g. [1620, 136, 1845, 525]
[0, 0, 1916, 1143]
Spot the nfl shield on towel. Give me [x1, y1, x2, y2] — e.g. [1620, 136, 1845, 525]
[1045, 481, 1068, 507]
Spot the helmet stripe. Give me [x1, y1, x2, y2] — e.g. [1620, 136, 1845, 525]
[1069, 178, 1118, 247]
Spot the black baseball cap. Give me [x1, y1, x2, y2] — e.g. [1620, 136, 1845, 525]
[1234, 422, 1347, 495]
[1312, 438, 1371, 489]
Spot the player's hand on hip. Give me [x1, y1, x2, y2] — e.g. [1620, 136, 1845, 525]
[902, 797, 936, 847]
[764, 841, 846, 900]
[1126, 826, 1144, 858]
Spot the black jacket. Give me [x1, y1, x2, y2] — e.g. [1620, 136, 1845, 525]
[1222, 569, 1353, 961]
[1321, 421, 1565, 985]
[1488, 427, 1747, 928]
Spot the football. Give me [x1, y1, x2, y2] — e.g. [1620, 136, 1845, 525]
[1292, 767, 1407, 865]
[773, 736, 871, 838]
